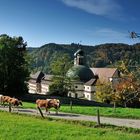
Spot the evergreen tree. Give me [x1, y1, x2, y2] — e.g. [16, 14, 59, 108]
[0, 34, 29, 97]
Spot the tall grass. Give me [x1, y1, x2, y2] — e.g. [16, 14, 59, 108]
[0, 111, 140, 140]
[23, 102, 140, 119]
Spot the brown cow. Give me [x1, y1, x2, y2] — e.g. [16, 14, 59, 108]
[1, 96, 11, 106]
[8, 98, 22, 107]
[1, 96, 22, 111]
[36, 99, 60, 115]
[8, 97, 22, 112]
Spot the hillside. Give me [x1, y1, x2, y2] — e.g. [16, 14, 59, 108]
[28, 43, 140, 74]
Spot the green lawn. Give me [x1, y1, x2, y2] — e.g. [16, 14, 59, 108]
[23, 102, 140, 119]
[0, 111, 140, 140]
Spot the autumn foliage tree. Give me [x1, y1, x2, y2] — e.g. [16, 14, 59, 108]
[95, 81, 120, 109]
[96, 82, 114, 104]
[115, 60, 140, 107]
[96, 60, 140, 107]
[115, 80, 137, 107]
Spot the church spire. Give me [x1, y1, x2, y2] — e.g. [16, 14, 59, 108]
[74, 48, 84, 65]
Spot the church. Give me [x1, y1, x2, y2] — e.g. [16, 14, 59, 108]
[28, 49, 120, 100]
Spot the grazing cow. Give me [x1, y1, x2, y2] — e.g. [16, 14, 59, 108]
[36, 99, 60, 115]
[8, 98, 22, 107]
[1, 96, 22, 111]
[1, 96, 11, 106]
[46, 99, 60, 114]
[7, 97, 22, 112]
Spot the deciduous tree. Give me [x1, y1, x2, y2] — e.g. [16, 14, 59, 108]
[49, 53, 73, 96]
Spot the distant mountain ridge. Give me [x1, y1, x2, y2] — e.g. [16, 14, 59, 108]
[28, 43, 140, 73]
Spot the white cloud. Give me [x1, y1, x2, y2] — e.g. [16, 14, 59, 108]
[95, 28, 126, 38]
[61, 0, 122, 18]
[85, 28, 127, 41]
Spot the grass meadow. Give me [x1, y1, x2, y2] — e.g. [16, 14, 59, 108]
[23, 102, 140, 119]
[0, 111, 140, 140]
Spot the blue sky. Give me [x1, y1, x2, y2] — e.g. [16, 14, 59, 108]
[0, 0, 140, 47]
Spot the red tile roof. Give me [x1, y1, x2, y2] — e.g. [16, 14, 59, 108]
[90, 68, 118, 82]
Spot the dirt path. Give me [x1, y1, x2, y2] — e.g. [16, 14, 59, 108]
[0, 106, 140, 129]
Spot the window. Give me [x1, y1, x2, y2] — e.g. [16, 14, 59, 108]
[69, 93, 71, 97]
[75, 93, 78, 98]
[85, 86, 89, 90]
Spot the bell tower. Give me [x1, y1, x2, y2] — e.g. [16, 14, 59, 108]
[74, 49, 84, 65]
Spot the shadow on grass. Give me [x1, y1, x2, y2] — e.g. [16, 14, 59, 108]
[49, 113, 79, 117]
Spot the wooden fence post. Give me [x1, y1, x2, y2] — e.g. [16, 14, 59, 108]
[70, 100, 72, 111]
[97, 108, 101, 126]
[37, 107, 44, 118]
[9, 103, 12, 112]
[114, 102, 116, 113]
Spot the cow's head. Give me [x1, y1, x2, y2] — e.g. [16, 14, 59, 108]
[56, 99, 61, 108]
[18, 100, 23, 106]
[53, 99, 61, 109]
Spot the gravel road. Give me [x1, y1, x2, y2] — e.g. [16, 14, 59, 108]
[0, 106, 140, 129]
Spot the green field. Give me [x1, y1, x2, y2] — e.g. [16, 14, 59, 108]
[0, 111, 140, 140]
[23, 102, 140, 119]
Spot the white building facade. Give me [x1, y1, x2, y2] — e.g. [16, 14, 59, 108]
[28, 50, 120, 101]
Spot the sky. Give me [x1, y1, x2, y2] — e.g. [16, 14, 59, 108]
[0, 0, 140, 47]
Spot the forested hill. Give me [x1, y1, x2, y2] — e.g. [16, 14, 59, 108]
[28, 43, 140, 74]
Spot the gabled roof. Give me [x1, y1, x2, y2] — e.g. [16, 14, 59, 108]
[90, 68, 118, 82]
[44, 74, 53, 81]
[30, 71, 45, 83]
[30, 72, 54, 83]
[30, 71, 43, 79]
[84, 78, 97, 86]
